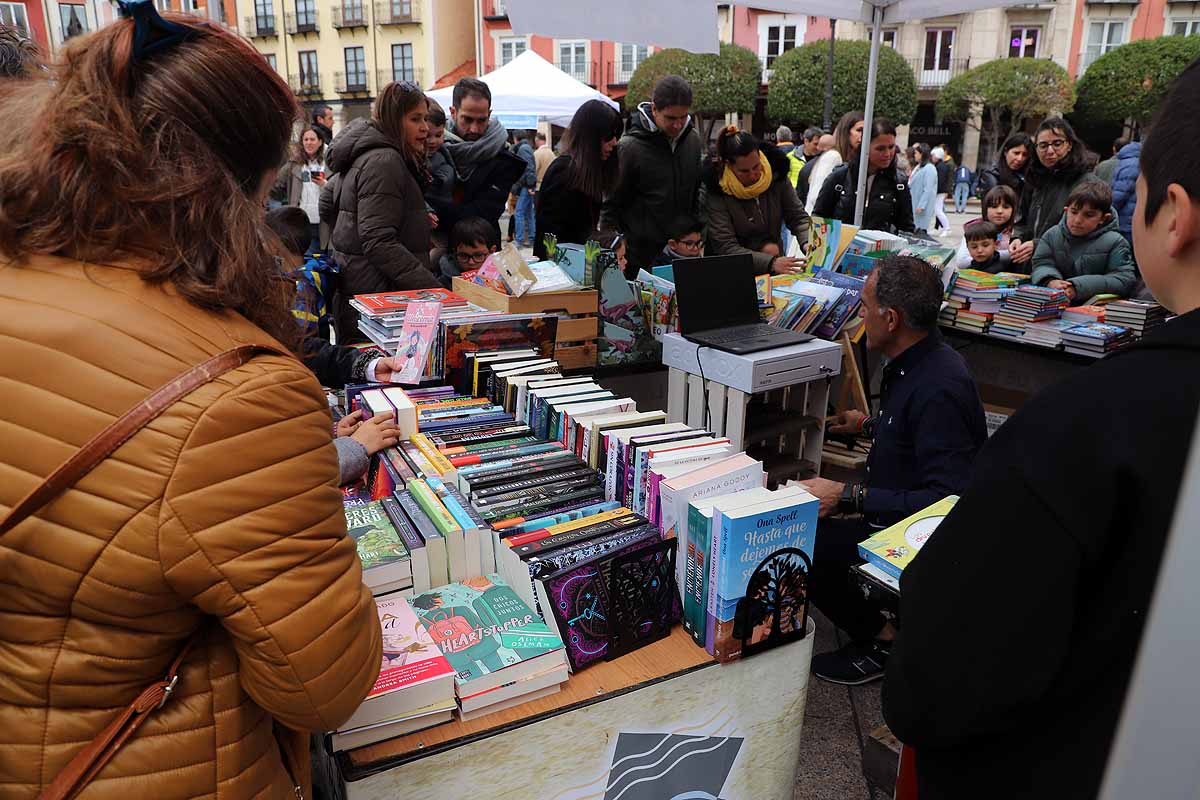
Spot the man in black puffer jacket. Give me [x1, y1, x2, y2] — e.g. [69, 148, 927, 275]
[599, 75, 703, 273]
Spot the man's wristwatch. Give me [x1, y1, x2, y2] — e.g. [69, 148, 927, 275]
[838, 483, 867, 515]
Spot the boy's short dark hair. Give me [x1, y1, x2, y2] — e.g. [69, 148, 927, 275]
[450, 217, 497, 251]
[668, 215, 703, 241]
[426, 96, 446, 127]
[963, 220, 1000, 243]
[452, 77, 491, 109]
[1067, 180, 1113, 214]
[652, 75, 692, 110]
[265, 206, 311, 258]
[1142, 56, 1200, 224]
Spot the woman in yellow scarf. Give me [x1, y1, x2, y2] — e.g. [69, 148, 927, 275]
[702, 126, 812, 275]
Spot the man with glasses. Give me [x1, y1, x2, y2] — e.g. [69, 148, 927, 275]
[436, 217, 499, 287]
[652, 215, 704, 266]
[432, 77, 526, 244]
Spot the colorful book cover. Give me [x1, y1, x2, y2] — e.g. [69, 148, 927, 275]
[345, 500, 408, 571]
[354, 288, 466, 315]
[392, 300, 442, 384]
[810, 269, 865, 340]
[806, 217, 838, 273]
[372, 596, 455, 699]
[857, 496, 958, 580]
[709, 490, 819, 662]
[539, 532, 664, 671]
[443, 316, 559, 392]
[410, 574, 564, 687]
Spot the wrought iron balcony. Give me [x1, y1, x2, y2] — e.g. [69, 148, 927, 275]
[331, 4, 367, 28]
[374, 1, 419, 24]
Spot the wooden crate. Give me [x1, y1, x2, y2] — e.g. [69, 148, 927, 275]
[452, 278, 598, 369]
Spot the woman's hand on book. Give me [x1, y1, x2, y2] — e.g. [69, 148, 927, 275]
[351, 412, 401, 455]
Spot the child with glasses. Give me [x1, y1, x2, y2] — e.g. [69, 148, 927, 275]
[437, 216, 498, 287]
[652, 215, 705, 266]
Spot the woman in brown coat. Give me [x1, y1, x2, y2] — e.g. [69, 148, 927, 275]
[702, 126, 812, 275]
[0, 12, 381, 799]
[329, 81, 440, 342]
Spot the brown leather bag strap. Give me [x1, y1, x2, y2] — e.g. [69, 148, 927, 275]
[1, 344, 284, 537]
[0, 343, 287, 800]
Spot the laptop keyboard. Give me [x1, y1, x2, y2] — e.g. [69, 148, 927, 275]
[697, 324, 776, 344]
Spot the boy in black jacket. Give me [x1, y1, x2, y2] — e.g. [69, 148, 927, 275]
[883, 59, 1200, 800]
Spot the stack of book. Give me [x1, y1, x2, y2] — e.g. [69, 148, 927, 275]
[344, 497, 419, 597]
[989, 285, 1069, 341]
[1062, 305, 1106, 326]
[947, 270, 1027, 333]
[352, 290, 559, 388]
[857, 496, 959, 581]
[1022, 319, 1080, 349]
[1103, 299, 1169, 339]
[1061, 322, 1134, 357]
[331, 595, 457, 750]
[410, 575, 570, 721]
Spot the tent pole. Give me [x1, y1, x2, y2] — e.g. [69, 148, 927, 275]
[854, 4, 884, 228]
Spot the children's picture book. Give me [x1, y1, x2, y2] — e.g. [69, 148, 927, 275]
[410, 574, 565, 689]
[806, 217, 839, 273]
[393, 300, 442, 384]
[353, 288, 467, 317]
[857, 495, 959, 580]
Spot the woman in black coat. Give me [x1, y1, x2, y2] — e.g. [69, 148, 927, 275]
[812, 117, 914, 234]
[1011, 118, 1091, 263]
[533, 100, 622, 260]
[975, 132, 1031, 201]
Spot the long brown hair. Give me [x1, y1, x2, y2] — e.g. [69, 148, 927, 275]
[0, 14, 300, 344]
[373, 81, 428, 176]
[833, 110, 865, 162]
[292, 125, 326, 164]
[561, 99, 621, 200]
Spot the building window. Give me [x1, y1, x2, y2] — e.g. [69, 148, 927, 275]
[1171, 19, 1200, 36]
[298, 49, 318, 90]
[295, 0, 315, 29]
[499, 35, 526, 66]
[615, 42, 648, 83]
[265, 53, 277, 71]
[389, 0, 410, 16]
[764, 23, 798, 68]
[923, 28, 954, 72]
[493, 0, 505, 15]
[342, 0, 364, 24]
[881, 29, 898, 48]
[0, 1, 30, 37]
[1082, 19, 1125, 72]
[59, 4, 88, 40]
[392, 43, 414, 82]
[558, 40, 588, 82]
[1009, 26, 1039, 57]
[345, 46, 365, 90]
[255, 0, 273, 31]
[154, 0, 172, 11]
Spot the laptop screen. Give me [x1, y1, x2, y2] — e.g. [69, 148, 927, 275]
[673, 254, 761, 335]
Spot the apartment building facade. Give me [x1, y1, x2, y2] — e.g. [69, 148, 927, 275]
[236, 0, 472, 127]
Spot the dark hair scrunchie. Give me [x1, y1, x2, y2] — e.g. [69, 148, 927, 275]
[117, 0, 198, 63]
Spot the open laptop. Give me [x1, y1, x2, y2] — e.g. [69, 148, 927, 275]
[673, 254, 813, 355]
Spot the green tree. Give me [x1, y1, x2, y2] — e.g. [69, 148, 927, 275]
[766, 40, 917, 127]
[626, 43, 762, 142]
[938, 58, 1074, 163]
[1075, 35, 1200, 129]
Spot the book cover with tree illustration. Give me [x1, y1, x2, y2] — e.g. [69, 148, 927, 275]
[345, 501, 408, 571]
[410, 574, 564, 688]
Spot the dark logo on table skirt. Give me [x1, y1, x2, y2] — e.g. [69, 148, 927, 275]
[602, 732, 743, 800]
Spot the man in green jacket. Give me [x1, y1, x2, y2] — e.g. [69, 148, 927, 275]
[600, 75, 703, 274]
[1030, 180, 1137, 302]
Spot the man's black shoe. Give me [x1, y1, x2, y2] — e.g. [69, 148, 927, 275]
[811, 639, 891, 685]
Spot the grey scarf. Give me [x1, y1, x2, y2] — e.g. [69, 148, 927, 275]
[443, 117, 509, 180]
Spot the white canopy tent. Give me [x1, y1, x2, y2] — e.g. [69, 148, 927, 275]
[505, 0, 1027, 226]
[426, 50, 619, 130]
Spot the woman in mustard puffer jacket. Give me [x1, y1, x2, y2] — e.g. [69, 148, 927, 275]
[0, 14, 381, 799]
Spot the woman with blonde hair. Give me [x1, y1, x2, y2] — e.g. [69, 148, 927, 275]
[0, 5, 381, 797]
[328, 80, 440, 341]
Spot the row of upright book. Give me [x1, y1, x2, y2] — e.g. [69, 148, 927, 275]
[757, 268, 866, 340]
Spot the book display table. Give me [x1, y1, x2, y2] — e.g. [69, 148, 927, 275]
[939, 325, 1097, 400]
[341, 623, 816, 800]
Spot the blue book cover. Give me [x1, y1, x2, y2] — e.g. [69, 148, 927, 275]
[707, 491, 819, 662]
[810, 269, 865, 340]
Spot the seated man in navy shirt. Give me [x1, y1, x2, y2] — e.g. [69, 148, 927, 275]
[801, 256, 987, 684]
